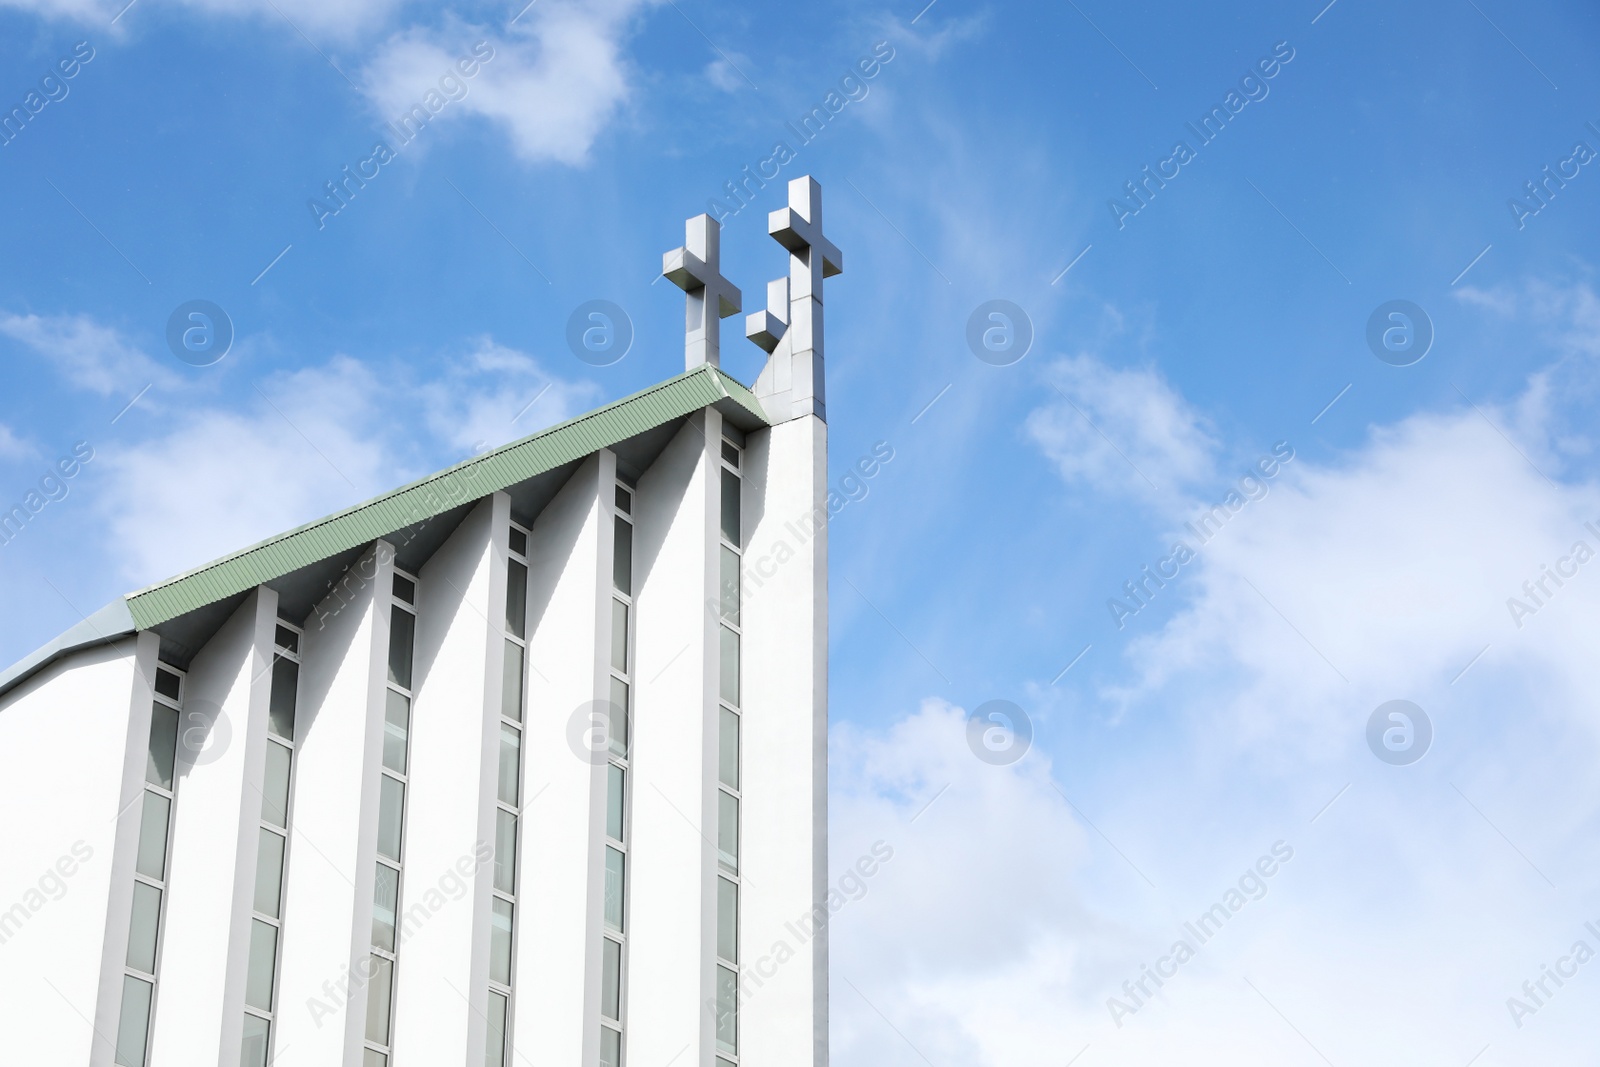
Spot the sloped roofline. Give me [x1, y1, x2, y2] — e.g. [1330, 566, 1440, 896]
[0, 364, 766, 700]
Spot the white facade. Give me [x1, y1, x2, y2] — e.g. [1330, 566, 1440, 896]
[0, 178, 837, 1067]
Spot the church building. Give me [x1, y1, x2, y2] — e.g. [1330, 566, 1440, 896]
[0, 176, 839, 1067]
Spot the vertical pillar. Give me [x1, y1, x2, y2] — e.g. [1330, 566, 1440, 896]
[274, 541, 396, 1067]
[391, 493, 507, 1064]
[149, 587, 278, 1065]
[739, 413, 829, 1067]
[629, 411, 721, 1065]
[517, 454, 613, 1066]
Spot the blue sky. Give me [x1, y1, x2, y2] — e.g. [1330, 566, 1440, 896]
[2, 0, 1599, 1062]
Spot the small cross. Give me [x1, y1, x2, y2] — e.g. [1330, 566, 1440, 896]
[750, 176, 841, 421]
[768, 176, 842, 303]
[663, 214, 742, 370]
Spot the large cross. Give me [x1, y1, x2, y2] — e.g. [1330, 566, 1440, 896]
[663, 214, 742, 370]
[749, 176, 842, 421]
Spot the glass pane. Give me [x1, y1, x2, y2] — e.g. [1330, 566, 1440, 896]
[136, 792, 170, 880]
[506, 559, 528, 638]
[268, 657, 298, 741]
[392, 574, 415, 605]
[147, 705, 178, 788]
[115, 975, 153, 1067]
[720, 468, 740, 546]
[364, 1051, 388, 1067]
[126, 882, 161, 973]
[241, 1014, 270, 1067]
[610, 600, 628, 673]
[600, 1026, 622, 1067]
[715, 964, 737, 1053]
[717, 876, 738, 964]
[372, 863, 399, 952]
[509, 527, 527, 557]
[501, 641, 524, 723]
[608, 678, 629, 759]
[718, 792, 739, 873]
[154, 667, 181, 701]
[495, 809, 517, 895]
[274, 624, 299, 653]
[254, 828, 285, 918]
[604, 846, 625, 931]
[486, 990, 509, 1067]
[387, 607, 415, 689]
[383, 691, 410, 773]
[718, 708, 740, 790]
[606, 764, 625, 842]
[365, 955, 394, 1045]
[245, 919, 278, 1011]
[377, 776, 405, 862]
[614, 485, 632, 515]
[718, 1061, 737, 1067]
[498, 724, 521, 806]
[490, 897, 513, 986]
[719, 626, 739, 707]
[262, 741, 291, 829]
[601, 937, 621, 1020]
[612, 516, 632, 596]
[721, 440, 739, 467]
[719, 546, 739, 626]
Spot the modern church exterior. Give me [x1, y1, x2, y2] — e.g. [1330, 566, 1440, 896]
[0, 177, 839, 1067]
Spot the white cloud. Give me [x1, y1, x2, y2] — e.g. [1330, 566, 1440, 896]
[0, 312, 172, 397]
[95, 339, 595, 588]
[417, 335, 603, 455]
[0, 0, 398, 36]
[1026, 354, 1218, 504]
[359, 0, 656, 165]
[831, 283, 1600, 1065]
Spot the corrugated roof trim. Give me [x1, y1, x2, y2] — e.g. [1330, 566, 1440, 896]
[124, 365, 767, 630]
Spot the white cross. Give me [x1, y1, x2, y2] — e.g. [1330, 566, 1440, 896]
[663, 213, 742, 370]
[768, 176, 842, 303]
[750, 176, 842, 421]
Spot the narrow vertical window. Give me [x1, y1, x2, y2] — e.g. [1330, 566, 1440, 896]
[601, 484, 633, 1067]
[116, 665, 185, 1067]
[367, 575, 417, 1067]
[714, 433, 744, 1061]
[241, 623, 303, 1066]
[487, 527, 530, 1067]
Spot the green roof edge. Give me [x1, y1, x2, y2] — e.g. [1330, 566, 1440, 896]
[124, 365, 768, 630]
